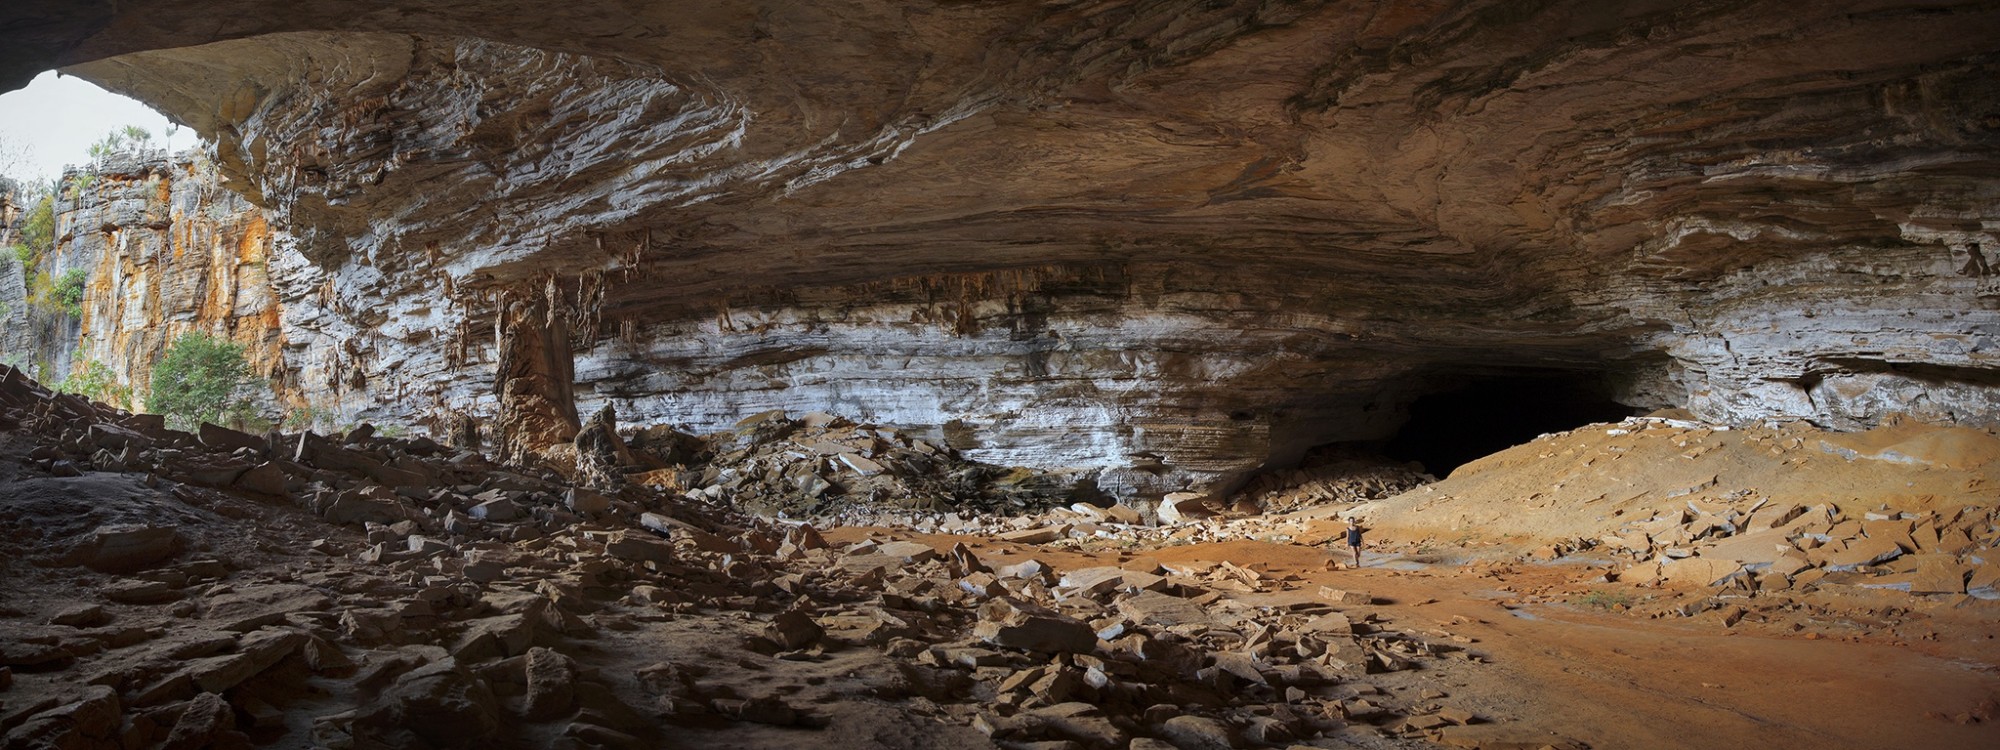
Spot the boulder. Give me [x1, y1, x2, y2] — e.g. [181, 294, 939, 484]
[1157, 493, 1215, 524]
[1316, 587, 1374, 605]
[185, 628, 307, 692]
[66, 524, 181, 573]
[1659, 557, 1746, 588]
[1158, 715, 1239, 750]
[521, 647, 579, 721]
[233, 462, 290, 497]
[323, 492, 407, 526]
[203, 584, 334, 631]
[1117, 591, 1213, 627]
[973, 599, 1097, 654]
[604, 532, 675, 566]
[1, 685, 122, 750]
[199, 422, 269, 453]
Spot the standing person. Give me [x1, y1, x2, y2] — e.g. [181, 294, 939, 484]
[1345, 517, 1366, 568]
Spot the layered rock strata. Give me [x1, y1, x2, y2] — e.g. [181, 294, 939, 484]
[0, 1, 1992, 496]
[0, 151, 288, 411]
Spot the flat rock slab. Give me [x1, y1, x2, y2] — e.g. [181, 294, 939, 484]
[1909, 554, 1971, 594]
[1697, 529, 1794, 565]
[998, 527, 1067, 545]
[66, 524, 182, 573]
[1659, 556, 1744, 588]
[876, 541, 939, 563]
[1116, 591, 1212, 627]
[203, 584, 334, 631]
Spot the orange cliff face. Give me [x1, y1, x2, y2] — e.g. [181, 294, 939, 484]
[46, 151, 294, 415]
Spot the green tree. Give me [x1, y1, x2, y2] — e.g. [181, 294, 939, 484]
[149, 332, 261, 430]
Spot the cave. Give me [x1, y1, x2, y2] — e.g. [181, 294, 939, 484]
[1384, 371, 1636, 476]
[1, 2, 1998, 748]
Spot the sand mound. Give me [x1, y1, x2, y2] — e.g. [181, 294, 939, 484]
[1339, 417, 1999, 544]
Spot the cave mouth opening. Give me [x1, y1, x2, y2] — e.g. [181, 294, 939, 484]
[1383, 370, 1636, 477]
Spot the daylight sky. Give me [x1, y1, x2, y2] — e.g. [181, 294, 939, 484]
[0, 70, 178, 184]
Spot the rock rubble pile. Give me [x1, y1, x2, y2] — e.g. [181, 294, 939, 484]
[1611, 497, 2000, 599]
[0, 365, 1545, 750]
[651, 410, 1086, 519]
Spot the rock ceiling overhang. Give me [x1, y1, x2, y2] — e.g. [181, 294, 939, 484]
[5, 1, 1999, 491]
[0, 1, 1982, 315]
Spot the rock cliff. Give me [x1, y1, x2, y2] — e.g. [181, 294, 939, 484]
[1, 151, 288, 413]
[1, 0, 1995, 496]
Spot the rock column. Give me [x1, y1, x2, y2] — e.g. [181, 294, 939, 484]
[494, 288, 581, 472]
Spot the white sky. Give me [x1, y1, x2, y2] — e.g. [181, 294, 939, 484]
[0, 70, 178, 184]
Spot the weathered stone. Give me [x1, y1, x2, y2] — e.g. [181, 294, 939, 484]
[371, 660, 503, 748]
[565, 488, 610, 514]
[161, 691, 250, 750]
[973, 599, 1096, 654]
[1316, 587, 1373, 605]
[521, 646, 579, 721]
[203, 584, 333, 632]
[1817, 537, 1906, 571]
[1659, 557, 1746, 588]
[1158, 715, 1239, 750]
[998, 526, 1068, 545]
[186, 628, 306, 692]
[66, 524, 181, 573]
[876, 540, 939, 563]
[470, 497, 522, 522]
[1909, 554, 1971, 594]
[764, 609, 824, 651]
[604, 532, 675, 566]
[1157, 494, 1215, 525]
[836, 452, 885, 476]
[323, 493, 407, 526]
[1030, 702, 1128, 747]
[1117, 591, 1212, 628]
[200, 422, 269, 453]
[232, 462, 290, 496]
[48, 604, 110, 628]
[2, 685, 122, 750]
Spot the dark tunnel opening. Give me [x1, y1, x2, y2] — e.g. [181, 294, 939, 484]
[1384, 371, 1636, 476]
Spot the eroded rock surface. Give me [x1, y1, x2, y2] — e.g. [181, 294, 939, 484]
[1, 1, 1995, 496]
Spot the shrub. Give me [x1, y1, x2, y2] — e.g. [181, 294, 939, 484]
[56, 359, 133, 408]
[149, 332, 262, 430]
[12, 194, 54, 286]
[53, 268, 86, 315]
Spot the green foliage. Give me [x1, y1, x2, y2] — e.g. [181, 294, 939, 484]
[53, 268, 87, 315]
[20, 193, 53, 251]
[86, 132, 124, 161]
[66, 172, 98, 197]
[120, 125, 152, 144]
[284, 404, 334, 432]
[11, 194, 55, 287]
[55, 359, 134, 408]
[148, 332, 262, 431]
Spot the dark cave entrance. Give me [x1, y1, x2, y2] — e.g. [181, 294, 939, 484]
[1384, 371, 1635, 476]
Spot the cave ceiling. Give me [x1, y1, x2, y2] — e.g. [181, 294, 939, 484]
[4, 1, 1998, 491]
[8, 1, 1987, 316]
